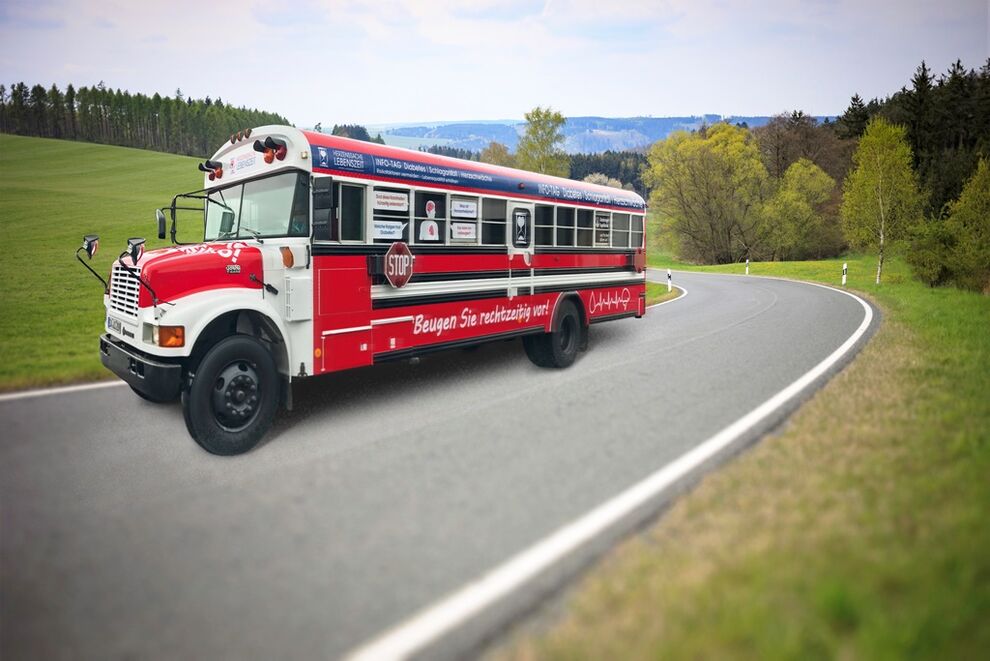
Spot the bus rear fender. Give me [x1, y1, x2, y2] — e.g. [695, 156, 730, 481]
[549, 291, 588, 331]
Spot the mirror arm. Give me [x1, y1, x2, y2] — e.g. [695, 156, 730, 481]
[76, 247, 109, 293]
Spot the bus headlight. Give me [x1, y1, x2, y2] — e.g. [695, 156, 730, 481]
[153, 325, 185, 348]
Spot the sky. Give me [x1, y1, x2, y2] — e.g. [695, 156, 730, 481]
[0, 0, 986, 126]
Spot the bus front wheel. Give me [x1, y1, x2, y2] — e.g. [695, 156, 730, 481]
[182, 335, 279, 455]
[523, 300, 581, 368]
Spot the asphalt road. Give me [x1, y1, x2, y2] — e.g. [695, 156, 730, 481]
[1, 272, 874, 660]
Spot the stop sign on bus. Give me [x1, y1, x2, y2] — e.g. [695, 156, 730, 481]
[384, 241, 414, 288]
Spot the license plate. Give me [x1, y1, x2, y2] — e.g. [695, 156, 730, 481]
[107, 316, 122, 333]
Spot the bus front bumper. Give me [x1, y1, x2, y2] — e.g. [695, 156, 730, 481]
[100, 334, 182, 401]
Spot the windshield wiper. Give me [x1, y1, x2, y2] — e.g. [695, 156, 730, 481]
[237, 227, 264, 243]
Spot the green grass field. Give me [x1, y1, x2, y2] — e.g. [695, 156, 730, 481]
[501, 254, 990, 659]
[0, 134, 201, 390]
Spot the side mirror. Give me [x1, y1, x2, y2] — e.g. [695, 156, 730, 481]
[219, 210, 235, 235]
[82, 234, 100, 259]
[156, 209, 167, 240]
[127, 237, 146, 264]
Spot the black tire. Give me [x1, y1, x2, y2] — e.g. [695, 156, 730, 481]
[182, 335, 279, 455]
[523, 300, 581, 368]
[130, 385, 177, 404]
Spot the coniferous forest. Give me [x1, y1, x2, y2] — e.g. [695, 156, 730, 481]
[0, 82, 288, 157]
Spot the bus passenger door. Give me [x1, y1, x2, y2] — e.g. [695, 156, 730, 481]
[507, 201, 535, 298]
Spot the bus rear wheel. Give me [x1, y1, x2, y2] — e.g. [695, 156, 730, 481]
[182, 335, 279, 455]
[523, 300, 581, 368]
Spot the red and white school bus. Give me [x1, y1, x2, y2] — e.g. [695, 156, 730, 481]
[78, 126, 647, 454]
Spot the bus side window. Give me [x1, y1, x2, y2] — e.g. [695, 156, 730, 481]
[312, 177, 334, 241]
[535, 205, 554, 246]
[556, 207, 575, 246]
[611, 213, 629, 248]
[339, 184, 365, 242]
[414, 191, 446, 243]
[450, 195, 479, 244]
[576, 209, 593, 247]
[372, 187, 410, 244]
[631, 214, 644, 248]
[481, 198, 507, 246]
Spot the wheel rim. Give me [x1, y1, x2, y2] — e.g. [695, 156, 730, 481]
[211, 360, 261, 431]
[557, 316, 576, 353]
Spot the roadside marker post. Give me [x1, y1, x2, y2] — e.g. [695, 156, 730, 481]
[842, 262, 848, 287]
[667, 268, 672, 293]
[745, 258, 750, 275]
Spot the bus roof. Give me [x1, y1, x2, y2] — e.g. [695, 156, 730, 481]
[302, 130, 646, 213]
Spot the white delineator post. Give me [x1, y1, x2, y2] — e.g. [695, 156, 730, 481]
[745, 258, 750, 275]
[842, 262, 848, 287]
[667, 268, 672, 293]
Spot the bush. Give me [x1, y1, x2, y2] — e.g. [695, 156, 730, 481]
[908, 159, 990, 292]
[906, 220, 955, 287]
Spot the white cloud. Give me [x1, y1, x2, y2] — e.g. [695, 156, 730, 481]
[0, 0, 985, 125]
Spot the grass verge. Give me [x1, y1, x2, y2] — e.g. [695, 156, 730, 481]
[0, 135, 201, 390]
[498, 254, 990, 659]
[645, 282, 681, 307]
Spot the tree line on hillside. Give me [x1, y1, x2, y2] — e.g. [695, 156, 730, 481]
[648, 59, 990, 292]
[313, 122, 386, 144]
[835, 59, 990, 217]
[0, 82, 289, 157]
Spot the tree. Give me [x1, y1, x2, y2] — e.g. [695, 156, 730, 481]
[753, 111, 854, 182]
[583, 172, 623, 189]
[841, 117, 923, 284]
[64, 84, 77, 139]
[837, 94, 870, 139]
[645, 123, 771, 264]
[570, 151, 647, 195]
[479, 141, 514, 167]
[944, 158, 990, 292]
[331, 124, 373, 141]
[515, 106, 569, 177]
[1, 80, 289, 157]
[762, 159, 838, 260]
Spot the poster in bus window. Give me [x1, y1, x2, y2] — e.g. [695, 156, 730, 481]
[416, 194, 446, 219]
[374, 220, 405, 240]
[595, 214, 611, 246]
[418, 220, 441, 241]
[451, 221, 477, 241]
[374, 190, 409, 212]
[451, 199, 478, 219]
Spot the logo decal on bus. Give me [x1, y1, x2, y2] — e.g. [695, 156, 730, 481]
[589, 288, 632, 314]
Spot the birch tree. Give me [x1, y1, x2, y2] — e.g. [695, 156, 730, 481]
[480, 141, 514, 167]
[516, 106, 569, 177]
[841, 117, 922, 284]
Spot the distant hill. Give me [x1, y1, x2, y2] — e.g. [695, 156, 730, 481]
[365, 115, 833, 154]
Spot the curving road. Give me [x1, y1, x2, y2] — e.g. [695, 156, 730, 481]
[0, 272, 875, 660]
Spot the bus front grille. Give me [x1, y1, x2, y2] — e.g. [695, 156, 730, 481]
[109, 264, 141, 317]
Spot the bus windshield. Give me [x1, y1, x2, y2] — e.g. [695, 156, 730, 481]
[205, 171, 309, 241]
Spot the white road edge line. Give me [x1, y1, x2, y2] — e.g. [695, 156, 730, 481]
[2, 286, 688, 405]
[344, 278, 873, 661]
[0, 380, 126, 403]
[645, 284, 688, 309]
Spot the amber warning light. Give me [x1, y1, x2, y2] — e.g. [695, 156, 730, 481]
[253, 137, 287, 164]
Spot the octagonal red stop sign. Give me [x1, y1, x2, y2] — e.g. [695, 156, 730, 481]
[384, 241, 414, 288]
